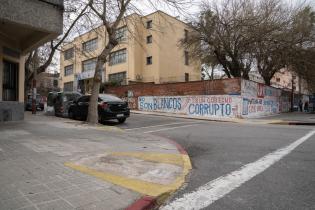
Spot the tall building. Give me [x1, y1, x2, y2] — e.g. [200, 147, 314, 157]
[0, 0, 64, 121]
[60, 11, 201, 94]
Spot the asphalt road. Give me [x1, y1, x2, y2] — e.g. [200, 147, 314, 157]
[118, 113, 315, 210]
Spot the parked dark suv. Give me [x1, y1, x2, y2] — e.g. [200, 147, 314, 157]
[68, 94, 130, 123]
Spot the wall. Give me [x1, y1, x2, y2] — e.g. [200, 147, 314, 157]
[106, 78, 241, 109]
[139, 95, 242, 119]
[241, 80, 282, 118]
[0, 0, 63, 35]
[107, 78, 301, 119]
[60, 11, 201, 90]
[0, 102, 24, 121]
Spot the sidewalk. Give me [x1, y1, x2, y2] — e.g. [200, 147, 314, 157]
[131, 110, 315, 126]
[0, 113, 191, 210]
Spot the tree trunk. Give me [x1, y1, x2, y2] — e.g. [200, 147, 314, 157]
[242, 71, 250, 80]
[263, 76, 271, 86]
[87, 60, 105, 124]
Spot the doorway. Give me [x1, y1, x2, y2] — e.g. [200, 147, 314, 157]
[3, 60, 19, 101]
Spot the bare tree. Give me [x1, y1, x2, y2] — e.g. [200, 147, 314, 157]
[253, 1, 315, 85]
[181, 0, 257, 80]
[252, 0, 291, 85]
[25, 1, 89, 95]
[86, 0, 192, 124]
[182, 0, 315, 87]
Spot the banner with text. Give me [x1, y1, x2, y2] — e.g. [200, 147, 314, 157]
[138, 95, 242, 119]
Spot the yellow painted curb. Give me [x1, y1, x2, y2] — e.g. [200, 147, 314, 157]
[64, 152, 192, 197]
[110, 152, 184, 166]
[95, 125, 125, 132]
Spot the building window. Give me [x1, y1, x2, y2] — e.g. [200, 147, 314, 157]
[115, 26, 127, 42]
[82, 38, 98, 52]
[109, 49, 127, 66]
[64, 48, 74, 60]
[276, 78, 280, 82]
[146, 56, 153, 65]
[3, 60, 19, 101]
[147, 20, 152, 29]
[184, 51, 189, 65]
[185, 73, 189, 82]
[64, 65, 73, 76]
[64, 81, 73, 92]
[184, 29, 188, 42]
[147, 35, 153, 44]
[82, 58, 97, 72]
[109, 72, 127, 85]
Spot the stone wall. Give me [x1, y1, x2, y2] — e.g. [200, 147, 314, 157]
[0, 102, 24, 122]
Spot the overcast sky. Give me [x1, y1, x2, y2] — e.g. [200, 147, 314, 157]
[136, 0, 315, 21]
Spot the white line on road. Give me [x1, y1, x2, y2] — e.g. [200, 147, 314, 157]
[161, 130, 315, 210]
[125, 122, 197, 131]
[143, 124, 198, 134]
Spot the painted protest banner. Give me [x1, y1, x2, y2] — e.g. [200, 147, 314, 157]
[138, 95, 242, 119]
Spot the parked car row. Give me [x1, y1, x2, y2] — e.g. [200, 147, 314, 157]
[25, 94, 44, 111]
[47, 92, 130, 124]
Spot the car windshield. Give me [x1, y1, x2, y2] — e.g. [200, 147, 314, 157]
[99, 94, 122, 102]
[27, 94, 41, 102]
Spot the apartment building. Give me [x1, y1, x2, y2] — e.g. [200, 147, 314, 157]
[0, 0, 64, 121]
[60, 11, 201, 94]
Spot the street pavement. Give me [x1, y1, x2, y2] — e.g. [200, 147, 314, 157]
[1, 112, 315, 210]
[118, 113, 315, 210]
[0, 113, 190, 210]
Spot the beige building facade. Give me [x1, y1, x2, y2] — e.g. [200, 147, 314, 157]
[60, 11, 201, 94]
[0, 0, 64, 121]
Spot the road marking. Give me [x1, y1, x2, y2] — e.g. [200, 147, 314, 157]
[125, 122, 197, 131]
[143, 124, 197, 134]
[162, 130, 315, 210]
[65, 153, 192, 197]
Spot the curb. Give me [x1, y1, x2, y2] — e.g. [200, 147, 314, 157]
[131, 110, 239, 124]
[125, 139, 192, 210]
[269, 121, 315, 126]
[125, 196, 156, 210]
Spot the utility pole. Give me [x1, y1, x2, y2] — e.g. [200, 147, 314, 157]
[32, 72, 37, 114]
[291, 76, 295, 112]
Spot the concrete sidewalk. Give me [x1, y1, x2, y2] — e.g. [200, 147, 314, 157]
[0, 113, 191, 210]
[131, 110, 315, 125]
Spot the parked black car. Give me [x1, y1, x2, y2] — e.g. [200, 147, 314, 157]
[68, 94, 130, 123]
[53, 92, 82, 117]
[25, 94, 44, 111]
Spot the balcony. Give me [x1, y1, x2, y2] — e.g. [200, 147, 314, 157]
[0, 0, 64, 54]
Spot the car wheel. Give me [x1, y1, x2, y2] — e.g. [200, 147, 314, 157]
[69, 110, 75, 119]
[118, 118, 126, 124]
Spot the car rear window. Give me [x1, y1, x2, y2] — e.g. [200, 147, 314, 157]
[99, 94, 122, 102]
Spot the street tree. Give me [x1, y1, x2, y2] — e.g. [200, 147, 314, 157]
[254, 3, 315, 85]
[181, 0, 258, 79]
[251, 0, 291, 85]
[25, 1, 89, 96]
[86, 0, 192, 124]
[287, 6, 315, 91]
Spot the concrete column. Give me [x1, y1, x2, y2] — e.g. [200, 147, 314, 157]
[0, 47, 3, 101]
[19, 56, 25, 102]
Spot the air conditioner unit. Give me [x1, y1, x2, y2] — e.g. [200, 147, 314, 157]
[136, 74, 143, 81]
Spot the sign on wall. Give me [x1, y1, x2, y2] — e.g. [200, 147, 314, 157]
[138, 95, 242, 119]
[241, 80, 281, 117]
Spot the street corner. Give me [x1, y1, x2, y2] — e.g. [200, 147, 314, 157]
[64, 142, 192, 209]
